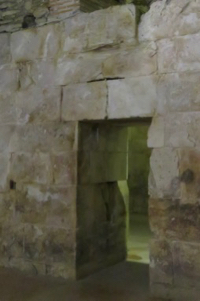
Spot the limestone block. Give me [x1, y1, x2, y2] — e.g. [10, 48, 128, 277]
[62, 5, 136, 53]
[158, 34, 200, 73]
[85, 5, 136, 51]
[158, 72, 200, 113]
[15, 185, 76, 228]
[149, 148, 180, 198]
[150, 239, 173, 285]
[165, 113, 200, 148]
[0, 153, 11, 192]
[0, 64, 19, 94]
[18, 59, 56, 90]
[62, 82, 107, 121]
[0, 94, 16, 125]
[149, 198, 179, 239]
[10, 152, 53, 185]
[102, 42, 157, 78]
[52, 152, 77, 185]
[107, 76, 157, 119]
[15, 123, 78, 153]
[16, 86, 60, 124]
[0, 34, 11, 65]
[55, 52, 109, 86]
[11, 23, 62, 62]
[0, 126, 17, 153]
[178, 148, 200, 204]
[0, 193, 15, 222]
[173, 241, 200, 288]
[148, 117, 164, 148]
[62, 13, 89, 54]
[78, 151, 127, 184]
[139, 0, 200, 42]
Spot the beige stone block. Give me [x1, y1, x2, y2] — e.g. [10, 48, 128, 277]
[85, 5, 136, 51]
[15, 122, 78, 152]
[62, 82, 107, 121]
[107, 76, 157, 119]
[15, 185, 76, 228]
[52, 152, 77, 185]
[149, 148, 180, 198]
[11, 23, 62, 62]
[150, 239, 173, 285]
[0, 126, 17, 152]
[139, 0, 200, 42]
[0, 34, 11, 65]
[10, 152, 53, 185]
[102, 42, 157, 78]
[158, 72, 200, 113]
[78, 151, 127, 184]
[173, 241, 200, 288]
[158, 34, 200, 73]
[0, 64, 19, 94]
[18, 59, 56, 90]
[165, 112, 200, 148]
[178, 148, 200, 204]
[16, 85, 60, 124]
[0, 94, 16, 125]
[148, 117, 164, 148]
[55, 52, 109, 85]
[0, 153, 11, 192]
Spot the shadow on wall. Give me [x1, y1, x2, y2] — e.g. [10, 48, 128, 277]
[128, 125, 151, 215]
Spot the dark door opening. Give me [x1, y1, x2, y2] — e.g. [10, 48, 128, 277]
[77, 119, 151, 279]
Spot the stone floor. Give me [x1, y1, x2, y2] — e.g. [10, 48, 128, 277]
[0, 214, 158, 301]
[127, 213, 151, 264]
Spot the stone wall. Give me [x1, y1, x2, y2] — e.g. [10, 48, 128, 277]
[1, 0, 200, 299]
[128, 125, 151, 214]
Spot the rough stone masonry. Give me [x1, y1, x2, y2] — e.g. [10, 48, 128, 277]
[1, 0, 200, 300]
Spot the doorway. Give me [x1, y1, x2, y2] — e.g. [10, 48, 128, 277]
[76, 119, 151, 279]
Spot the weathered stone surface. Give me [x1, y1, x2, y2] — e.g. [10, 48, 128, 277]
[108, 76, 157, 119]
[148, 116, 164, 148]
[139, 0, 200, 41]
[0, 64, 19, 94]
[15, 123, 78, 153]
[10, 153, 53, 185]
[165, 113, 200, 148]
[52, 153, 77, 185]
[62, 5, 136, 54]
[0, 126, 17, 153]
[173, 241, 200, 288]
[158, 34, 200, 73]
[16, 86, 60, 124]
[0, 94, 16, 125]
[102, 42, 157, 78]
[0, 34, 11, 65]
[11, 23, 62, 62]
[55, 52, 109, 85]
[15, 185, 76, 228]
[149, 198, 179, 239]
[62, 82, 107, 121]
[178, 148, 200, 204]
[150, 239, 173, 285]
[18, 59, 56, 90]
[158, 72, 200, 113]
[149, 148, 180, 199]
[0, 153, 11, 192]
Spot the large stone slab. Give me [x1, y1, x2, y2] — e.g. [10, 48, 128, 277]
[62, 82, 107, 121]
[0, 64, 19, 94]
[149, 148, 180, 199]
[0, 94, 16, 125]
[158, 72, 200, 113]
[0, 34, 11, 65]
[158, 34, 200, 73]
[108, 76, 157, 119]
[102, 42, 157, 78]
[16, 86, 60, 124]
[139, 0, 200, 41]
[0, 153, 11, 192]
[165, 112, 200, 147]
[148, 116, 164, 148]
[11, 23, 62, 62]
[52, 152, 77, 185]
